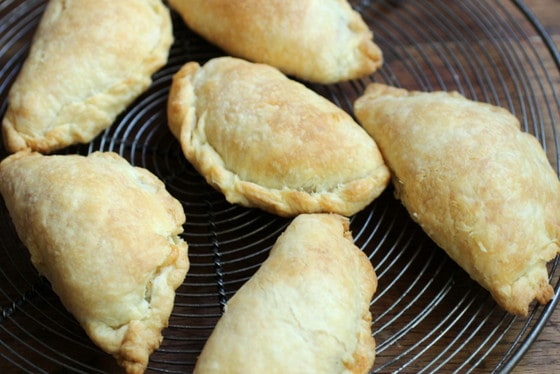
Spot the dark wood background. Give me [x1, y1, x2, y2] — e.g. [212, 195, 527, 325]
[511, 2, 560, 373]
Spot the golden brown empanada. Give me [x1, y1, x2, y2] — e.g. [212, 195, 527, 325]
[167, 0, 382, 84]
[167, 57, 390, 217]
[0, 151, 189, 373]
[354, 83, 560, 316]
[2, 0, 173, 153]
[193, 213, 376, 374]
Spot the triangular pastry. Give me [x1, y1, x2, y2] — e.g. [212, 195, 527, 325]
[167, 57, 390, 217]
[2, 0, 173, 153]
[354, 83, 560, 316]
[168, 0, 382, 83]
[193, 213, 377, 373]
[0, 151, 189, 373]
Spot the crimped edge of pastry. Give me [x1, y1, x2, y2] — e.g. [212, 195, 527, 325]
[0, 151, 189, 373]
[193, 213, 377, 373]
[167, 62, 390, 217]
[168, 0, 383, 84]
[355, 83, 560, 317]
[2, 0, 174, 154]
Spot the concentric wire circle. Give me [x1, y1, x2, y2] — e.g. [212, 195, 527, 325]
[1, 1, 560, 373]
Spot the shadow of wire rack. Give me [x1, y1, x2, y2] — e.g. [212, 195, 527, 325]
[1, 0, 559, 373]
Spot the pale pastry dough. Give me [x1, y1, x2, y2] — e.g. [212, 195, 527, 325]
[0, 151, 189, 373]
[2, 0, 173, 153]
[167, 57, 390, 217]
[167, 0, 382, 83]
[354, 83, 560, 316]
[193, 213, 376, 374]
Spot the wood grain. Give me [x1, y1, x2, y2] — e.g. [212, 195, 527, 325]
[511, 3, 560, 374]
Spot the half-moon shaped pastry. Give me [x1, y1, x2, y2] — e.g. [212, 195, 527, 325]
[193, 213, 377, 374]
[167, 0, 382, 83]
[354, 83, 560, 316]
[0, 151, 189, 374]
[2, 0, 173, 153]
[167, 57, 390, 217]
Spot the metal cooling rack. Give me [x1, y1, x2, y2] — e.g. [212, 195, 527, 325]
[1, 0, 560, 373]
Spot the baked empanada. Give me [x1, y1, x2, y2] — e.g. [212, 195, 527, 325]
[168, 0, 382, 83]
[167, 57, 390, 217]
[2, 0, 173, 153]
[0, 151, 189, 373]
[354, 83, 560, 316]
[193, 213, 376, 374]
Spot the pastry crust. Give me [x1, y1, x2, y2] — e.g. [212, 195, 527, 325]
[167, 57, 390, 217]
[0, 151, 189, 373]
[168, 0, 382, 83]
[354, 83, 560, 316]
[2, 0, 173, 153]
[193, 213, 376, 374]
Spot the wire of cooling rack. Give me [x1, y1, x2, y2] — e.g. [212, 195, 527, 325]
[1, 1, 560, 373]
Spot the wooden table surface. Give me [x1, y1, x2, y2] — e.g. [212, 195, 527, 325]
[510, 3, 560, 374]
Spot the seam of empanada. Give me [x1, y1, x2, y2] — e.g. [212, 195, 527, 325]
[171, 58, 390, 217]
[355, 83, 560, 316]
[2, 0, 173, 153]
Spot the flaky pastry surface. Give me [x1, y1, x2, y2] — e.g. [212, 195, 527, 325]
[168, 57, 390, 217]
[0, 151, 189, 373]
[2, 0, 173, 153]
[354, 83, 560, 316]
[193, 213, 376, 374]
[168, 0, 382, 83]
